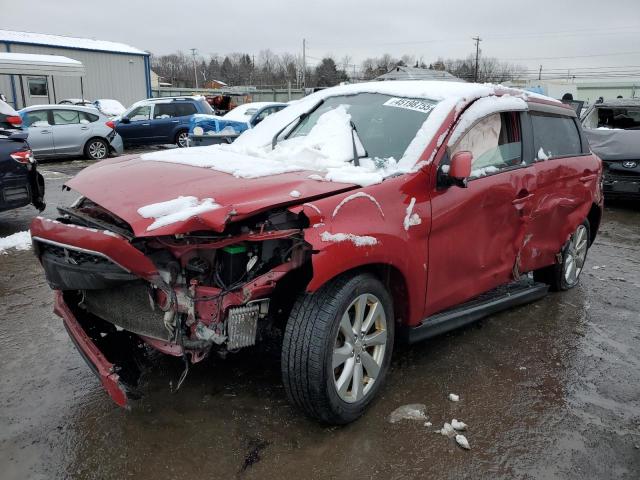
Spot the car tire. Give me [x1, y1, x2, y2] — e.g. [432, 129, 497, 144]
[533, 219, 591, 291]
[175, 130, 189, 148]
[84, 138, 109, 160]
[281, 272, 394, 425]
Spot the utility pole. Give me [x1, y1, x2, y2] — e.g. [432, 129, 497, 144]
[538, 64, 542, 80]
[190, 48, 198, 89]
[472, 36, 482, 82]
[302, 38, 306, 90]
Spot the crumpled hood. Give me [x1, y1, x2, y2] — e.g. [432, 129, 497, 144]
[66, 155, 356, 237]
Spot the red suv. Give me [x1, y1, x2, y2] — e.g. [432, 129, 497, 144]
[31, 82, 602, 424]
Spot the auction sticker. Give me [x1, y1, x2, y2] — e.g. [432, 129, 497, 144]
[383, 97, 435, 113]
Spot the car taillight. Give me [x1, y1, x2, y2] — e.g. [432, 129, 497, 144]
[105, 120, 115, 129]
[10, 149, 34, 164]
[6, 115, 22, 127]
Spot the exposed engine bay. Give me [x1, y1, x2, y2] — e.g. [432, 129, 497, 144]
[32, 197, 313, 394]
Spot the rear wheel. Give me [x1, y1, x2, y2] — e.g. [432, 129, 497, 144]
[534, 220, 590, 291]
[281, 273, 394, 424]
[175, 130, 189, 148]
[84, 138, 109, 160]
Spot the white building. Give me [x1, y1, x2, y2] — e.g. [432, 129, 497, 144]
[0, 30, 150, 109]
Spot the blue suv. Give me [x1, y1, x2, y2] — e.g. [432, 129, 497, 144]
[116, 96, 214, 148]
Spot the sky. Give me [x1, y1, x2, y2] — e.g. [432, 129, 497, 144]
[2, 0, 640, 79]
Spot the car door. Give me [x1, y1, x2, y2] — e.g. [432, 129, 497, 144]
[151, 103, 179, 143]
[517, 108, 599, 273]
[116, 104, 154, 145]
[426, 110, 537, 317]
[23, 109, 55, 157]
[51, 109, 88, 155]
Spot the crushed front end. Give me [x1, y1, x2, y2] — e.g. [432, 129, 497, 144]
[31, 199, 311, 407]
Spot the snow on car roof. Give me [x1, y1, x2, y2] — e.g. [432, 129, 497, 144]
[142, 81, 557, 187]
[223, 102, 286, 122]
[0, 30, 148, 56]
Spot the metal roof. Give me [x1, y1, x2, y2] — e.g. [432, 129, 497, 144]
[0, 30, 148, 56]
[0, 52, 85, 76]
[593, 98, 640, 108]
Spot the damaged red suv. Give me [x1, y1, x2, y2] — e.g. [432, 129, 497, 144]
[31, 81, 602, 424]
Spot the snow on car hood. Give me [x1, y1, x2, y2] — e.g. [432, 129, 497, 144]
[65, 155, 357, 237]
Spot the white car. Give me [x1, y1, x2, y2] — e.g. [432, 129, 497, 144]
[20, 104, 124, 160]
[223, 101, 287, 128]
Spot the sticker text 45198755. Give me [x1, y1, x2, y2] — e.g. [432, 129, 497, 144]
[382, 98, 435, 114]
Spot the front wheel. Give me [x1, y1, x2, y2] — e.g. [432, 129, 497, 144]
[534, 219, 590, 291]
[281, 273, 394, 425]
[175, 130, 189, 148]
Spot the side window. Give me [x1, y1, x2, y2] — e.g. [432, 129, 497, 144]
[52, 110, 80, 125]
[24, 110, 50, 127]
[128, 105, 151, 121]
[27, 77, 48, 97]
[252, 107, 274, 126]
[451, 112, 522, 177]
[531, 114, 582, 159]
[79, 111, 99, 124]
[153, 103, 176, 119]
[173, 103, 197, 117]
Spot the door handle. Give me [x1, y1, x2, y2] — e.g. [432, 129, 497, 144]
[80, 126, 89, 130]
[171, 120, 179, 123]
[141, 123, 150, 126]
[580, 174, 597, 183]
[512, 193, 534, 205]
[40, 130, 51, 134]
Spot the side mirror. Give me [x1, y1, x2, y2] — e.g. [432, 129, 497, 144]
[450, 151, 472, 180]
[120, 117, 130, 124]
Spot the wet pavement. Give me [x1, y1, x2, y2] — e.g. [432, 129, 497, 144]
[1, 159, 639, 479]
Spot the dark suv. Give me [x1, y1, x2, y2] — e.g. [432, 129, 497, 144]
[115, 96, 214, 148]
[0, 99, 45, 213]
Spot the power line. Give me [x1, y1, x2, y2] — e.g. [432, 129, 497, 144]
[504, 50, 640, 60]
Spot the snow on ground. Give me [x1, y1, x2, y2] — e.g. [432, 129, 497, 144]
[449, 393, 460, 402]
[137, 196, 221, 231]
[388, 404, 428, 423]
[320, 231, 377, 247]
[437, 422, 457, 437]
[455, 434, 471, 450]
[332, 192, 384, 218]
[403, 197, 422, 230]
[0, 231, 32, 254]
[143, 81, 555, 188]
[451, 419, 468, 431]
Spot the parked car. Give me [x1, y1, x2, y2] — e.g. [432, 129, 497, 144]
[116, 96, 214, 148]
[59, 99, 94, 107]
[30, 81, 602, 424]
[1, 99, 45, 213]
[20, 105, 124, 161]
[93, 99, 126, 117]
[582, 98, 640, 199]
[189, 101, 288, 146]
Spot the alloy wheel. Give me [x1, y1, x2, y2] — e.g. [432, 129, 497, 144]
[89, 141, 107, 159]
[177, 132, 189, 147]
[333, 293, 388, 403]
[563, 224, 588, 286]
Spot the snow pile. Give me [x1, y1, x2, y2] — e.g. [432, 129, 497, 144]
[137, 196, 221, 231]
[451, 419, 468, 431]
[94, 99, 126, 117]
[537, 147, 550, 160]
[455, 434, 471, 450]
[320, 231, 377, 247]
[403, 197, 422, 230]
[437, 422, 457, 437]
[332, 192, 384, 218]
[470, 165, 500, 178]
[388, 403, 428, 423]
[448, 393, 460, 402]
[289, 190, 301, 198]
[0, 231, 32, 254]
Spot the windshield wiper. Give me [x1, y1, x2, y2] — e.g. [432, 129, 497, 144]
[350, 121, 367, 167]
[271, 99, 324, 150]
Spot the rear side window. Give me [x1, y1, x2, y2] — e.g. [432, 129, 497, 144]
[80, 111, 99, 123]
[52, 110, 80, 125]
[531, 114, 582, 159]
[153, 103, 177, 119]
[24, 110, 50, 127]
[173, 103, 197, 117]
